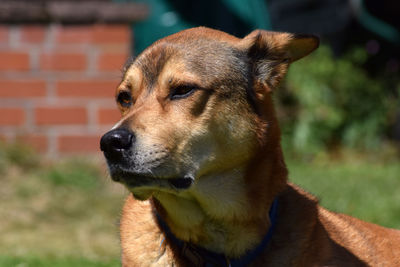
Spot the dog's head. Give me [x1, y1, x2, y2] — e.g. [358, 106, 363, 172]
[100, 27, 318, 200]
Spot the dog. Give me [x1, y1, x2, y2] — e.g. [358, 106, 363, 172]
[100, 27, 400, 266]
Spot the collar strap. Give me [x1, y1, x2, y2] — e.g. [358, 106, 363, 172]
[155, 198, 279, 267]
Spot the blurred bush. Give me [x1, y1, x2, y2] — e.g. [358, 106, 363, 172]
[0, 142, 40, 173]
[0, 141, 103, 191]
[278, 45, 399, 155]
[45, 160, 101, 190]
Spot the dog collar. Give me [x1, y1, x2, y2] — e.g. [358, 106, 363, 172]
[155, 198, 279, 267]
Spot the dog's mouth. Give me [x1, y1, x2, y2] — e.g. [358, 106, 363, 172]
[110, 169, 194, 190]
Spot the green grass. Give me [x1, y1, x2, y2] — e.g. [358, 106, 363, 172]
[287, 153, 400, 229]
[0, 142, 126, 266]
[0, 256, 120, 267]
[0, 142, 399, 266]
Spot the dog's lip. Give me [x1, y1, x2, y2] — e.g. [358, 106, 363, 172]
[111, 170, 194, 190]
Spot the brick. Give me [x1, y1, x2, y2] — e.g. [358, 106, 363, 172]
[55, 26, 93, 44]
[55, 25, 130, 45]
[92, 25, 130, 44]
[35, 107, 87, 125]
[98, 108, 121, 125]
[17, 134, 48, 152]
[0, 26, 9, 43]
[58, 135, 100, 153]
[0, 52, 30, 71]
[40, 53, 86, 71]
[0, 80, 46, 97]
[98, 52, 128, 71]
[56, 80, 118, 98]
[0, 108, 25, 126]
[20, 26, 46, 43]
[0, 134, 8, 142]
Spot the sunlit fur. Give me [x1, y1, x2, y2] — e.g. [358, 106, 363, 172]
[103, 27, 400, 266]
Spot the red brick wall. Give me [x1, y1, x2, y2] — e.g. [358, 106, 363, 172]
[0, 24, 129, 155]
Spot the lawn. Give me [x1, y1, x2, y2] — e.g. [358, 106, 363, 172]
[287, 153, 400, 229]
[1, 142, 399, 266]
[0, 143, 125, 267]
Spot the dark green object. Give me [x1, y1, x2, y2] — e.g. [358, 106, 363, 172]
[115, 0, 271, 54]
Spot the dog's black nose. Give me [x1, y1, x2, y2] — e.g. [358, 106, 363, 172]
[100, 129, 134, 159]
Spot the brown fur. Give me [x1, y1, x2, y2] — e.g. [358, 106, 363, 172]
[102, 27, 400, 266]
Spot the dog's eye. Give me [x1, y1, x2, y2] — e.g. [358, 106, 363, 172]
[117, 91, 132, 107]
[170, 85, 196, 100]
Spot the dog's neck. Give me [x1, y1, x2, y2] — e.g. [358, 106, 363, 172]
[152, 145, 287, 258]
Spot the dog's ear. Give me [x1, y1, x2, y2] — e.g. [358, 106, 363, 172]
[239, 30, 319, 93]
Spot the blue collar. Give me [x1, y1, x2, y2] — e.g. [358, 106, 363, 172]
[155, 198, 279, 267]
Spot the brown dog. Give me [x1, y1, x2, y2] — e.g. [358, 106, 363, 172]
[100, 27, 400, 266]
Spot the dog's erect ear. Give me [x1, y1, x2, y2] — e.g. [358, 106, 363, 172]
[239, 30, 319, 92]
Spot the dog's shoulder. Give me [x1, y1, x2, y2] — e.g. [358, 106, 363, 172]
[265, 184, 400, 266]
[317, 204, 400, 266]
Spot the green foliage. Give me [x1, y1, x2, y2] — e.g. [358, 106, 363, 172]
[278, 45, 399, 154]
[44, 159, 101, 190]
[0, 141, 101, 190]
[0, 141, 39, 172]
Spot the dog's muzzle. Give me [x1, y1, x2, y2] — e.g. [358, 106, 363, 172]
[100, 128, 194, 190]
